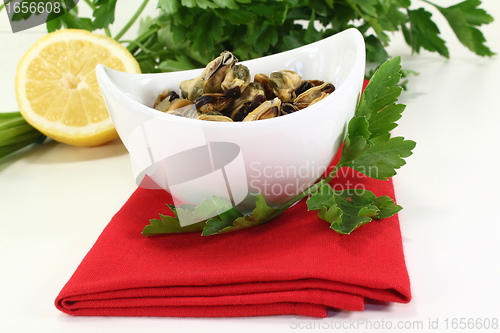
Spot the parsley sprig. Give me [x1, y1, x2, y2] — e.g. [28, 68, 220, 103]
[30, 0, 495, 71]
[143, 56, 416, 237]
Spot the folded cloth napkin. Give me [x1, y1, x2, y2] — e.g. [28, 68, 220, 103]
[55, 163, 411, 318]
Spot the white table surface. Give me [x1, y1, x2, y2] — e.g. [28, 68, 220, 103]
[1, 1, 499, 332]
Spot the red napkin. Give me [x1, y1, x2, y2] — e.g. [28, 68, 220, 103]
[55, 163, 411, 318]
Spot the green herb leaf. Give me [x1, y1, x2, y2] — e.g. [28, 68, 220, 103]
[157, 0, 180, 13]
[306, 180, 336, 211]
[232, 195, 278, 229]
[204, 194, 279, 235]
[142, 213, 206, 236]
[181, 0, 218, 10]
[213, 0, 239, 10]
[350, 0, 378, 18]
[175, 195, 233, 226]
[159, 55, 196, 72]
[356, 56, 402, 119]
[306, 182, 399, 234]
[143, 194, 279, 237]
[426, 0, 495, 56]
[341, 116, 371, 163]
[365, 34, 389, 64]
[304, 11, 323, 44]
[248, 23, 279, 54]
[340, 57, 416, 180]
[368, 103, 406, 143]
[47, 0, 495, 71]
[405, 8, 449, 57]
[372, 195, 402, 219]
[191, 11, 225, 54]
[93, 0, 117, 30]
[201, 207, 244, 235]
[450, 0, 494, 26]
[215, 8, 256, 25]
[343, 136, 416, 180]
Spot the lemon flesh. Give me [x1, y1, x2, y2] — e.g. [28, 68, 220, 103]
[16, 29, 141, 146]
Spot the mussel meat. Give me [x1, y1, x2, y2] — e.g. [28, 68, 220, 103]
[294, 82, 335, 110]
[194, 93, 232, 114]
[269, 70, 302, 102]
[254, 73, 276, 100]
[153, 89, 180, 111]
[242, 97, 281, 122]
[179, 77, 204, 102]
[200, 51, 237, 93]
[163, 98, 198, 118]
[198, 112, 234, 122]
[281, 102, 299, 115]
[154, 50, 336, 123]
[228, 82, 265, 120]
[294, 80, 324, 97]
[221, 64, 251, 99]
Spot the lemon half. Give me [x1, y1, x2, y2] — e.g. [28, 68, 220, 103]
[15, 29, 141, 146]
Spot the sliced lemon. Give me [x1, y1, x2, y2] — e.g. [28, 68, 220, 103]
[15, 29, 141, 146]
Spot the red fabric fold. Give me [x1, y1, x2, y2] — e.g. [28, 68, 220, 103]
[55, 165, 411, 318]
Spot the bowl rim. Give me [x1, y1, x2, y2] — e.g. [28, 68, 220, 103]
[96, 28, 365, 129]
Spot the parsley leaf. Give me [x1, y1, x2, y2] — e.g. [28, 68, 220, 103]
[365, 35, 390, 65]
[340, 56, 416, 180]
[142, 194, 279, 237]
[45, 0, 495, 71]
[368, 103, 405, 143]
[142, 205, 206, 237]
[201, 194, 278, 236]
[157, 0, 180, 14]
[93, 0, 117, 30]
[306, 181, 400, 234]
[341, 136, 416, 180]
[373, 195, 403, 219]
[404, 7, 449, 57]
[356, 56, 403, 119]
[425, 0, 495, 56]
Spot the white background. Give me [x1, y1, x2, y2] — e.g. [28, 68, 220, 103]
[1, 1, 499, 332]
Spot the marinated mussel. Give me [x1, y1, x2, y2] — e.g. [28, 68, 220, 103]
[242, 97, 281, 122]
[294, 82, 335, 110]
[269, 70, 302, 103]
[153, 89, 180, 111]
[152, 51, 335, 122]
[221, 64, 251, 99]
[228, 82, 266, 121]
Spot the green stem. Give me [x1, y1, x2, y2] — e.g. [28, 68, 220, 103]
[115, 0, 150, 41]
[0, 117, 27, 132]
[0, 130, 43, 147]
[0, 0, 13, 12]
[0, 135, 44, 160]
[0, 124, 36, 142]
[125, 28, 157, 53]
[0, 111, 22, 119]
[120, 39, 154, 54]
[83, 0, 112, 37]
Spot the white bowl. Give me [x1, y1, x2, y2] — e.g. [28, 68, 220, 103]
[96, 28, 365, 219]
